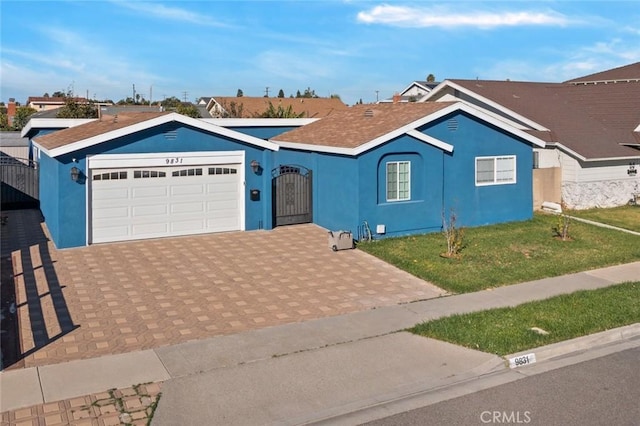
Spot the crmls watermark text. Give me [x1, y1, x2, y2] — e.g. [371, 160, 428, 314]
[480, 411, 532, 424]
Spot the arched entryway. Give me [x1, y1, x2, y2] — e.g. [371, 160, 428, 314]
[271, 165, 312, 226]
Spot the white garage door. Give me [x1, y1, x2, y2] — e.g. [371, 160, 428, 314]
[91, 164, 243, 244]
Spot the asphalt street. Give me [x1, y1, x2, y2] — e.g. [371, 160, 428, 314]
[363, 346, 640, 426]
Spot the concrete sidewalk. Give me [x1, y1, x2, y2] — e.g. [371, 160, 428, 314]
[1, 261, 639, 421]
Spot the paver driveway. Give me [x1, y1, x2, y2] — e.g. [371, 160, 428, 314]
[2, 209, 446, 369]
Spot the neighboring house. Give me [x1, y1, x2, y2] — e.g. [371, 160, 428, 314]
[379, 80, 439, 103]
[0, 132, 29, 161]
[206, 97, 348, 118]
[421, 62, 640, 209]
[26, 96, 89, 111]
[31, 102, 544, 249]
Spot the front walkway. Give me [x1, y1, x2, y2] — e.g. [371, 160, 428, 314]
[1, 209, 446, 369]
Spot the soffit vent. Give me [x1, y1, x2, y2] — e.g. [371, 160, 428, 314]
[447, 118, 458, 131]
[164, 122, 179, 140]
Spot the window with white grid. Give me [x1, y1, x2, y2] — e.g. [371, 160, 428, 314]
[476, 156, 516, 186]
[386, 161, 411, 201]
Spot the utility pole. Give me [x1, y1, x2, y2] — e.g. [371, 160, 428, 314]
[265, 87, 270, 97]
[375, 90, 379, 103]
[133, 84, 136, 104]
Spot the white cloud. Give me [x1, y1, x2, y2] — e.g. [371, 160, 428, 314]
[111, 1, 233, 27]
[357, 4, 570, 29]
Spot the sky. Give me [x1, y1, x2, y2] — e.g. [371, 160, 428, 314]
[1, 1, 639, 106]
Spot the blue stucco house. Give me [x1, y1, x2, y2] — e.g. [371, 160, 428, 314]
[31, 103, 545, 249]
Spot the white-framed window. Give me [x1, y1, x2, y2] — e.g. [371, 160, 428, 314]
[476, 156, 516, 186]
[386, 161, 410, 201]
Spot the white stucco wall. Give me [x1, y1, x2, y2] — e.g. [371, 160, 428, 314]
[552, 149, 639, 209]
[562, 178, 639, 209]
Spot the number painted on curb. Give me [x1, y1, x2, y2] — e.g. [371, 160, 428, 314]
[508, 353, 537, 368]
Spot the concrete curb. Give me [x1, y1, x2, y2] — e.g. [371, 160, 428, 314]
[305, 325, 640, 426]
[504, 323, 640, 367]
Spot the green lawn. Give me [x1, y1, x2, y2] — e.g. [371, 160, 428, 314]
[567, 205, 640, 233]
[358, 213, 640, 294]
[409, 281, 640, 356]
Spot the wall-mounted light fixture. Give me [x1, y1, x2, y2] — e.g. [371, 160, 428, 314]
[628, 163, 637, 176]
[70, 166, 80, 181]
[250, 160, 261, 174]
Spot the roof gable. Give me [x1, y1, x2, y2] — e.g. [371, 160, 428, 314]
[33, 112, 279, 157]
[427, 78, 640, 161]
[272, 102, 544, 156]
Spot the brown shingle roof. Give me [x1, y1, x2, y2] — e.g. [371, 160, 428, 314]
[565, 62, 640, 83]
[210, 97, 348, 118]
[273, 103, 455, 149]
[448, 79, 640, 159]
[33, 112, 169, 150]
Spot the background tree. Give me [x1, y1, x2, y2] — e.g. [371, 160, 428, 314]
[330, 94, 341, 100]
[215, 100, 244, 118]
[427, 73, 436, 82]
[236, 89, 244, 97]
[297, 87, 318, 98]
[277, 89, 285, 98]
[254, 101, 305, 118]
[56, 92, 98, 118]
[12, 106, 37, 129]
[0, 104, 9, 130]
[175, 103, 201, 118]
[161, 96, 182, 109]
[52, 91, 65, 97]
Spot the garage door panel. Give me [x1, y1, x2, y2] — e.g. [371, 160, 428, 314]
[91, 161, 243, 244]
[132, 222, 170, 236]
[171, 184, 205, 196]
[93, 206, 130, 219]
[206, 217, 239, 229]
[133, 186, 168, 198]
[132, 204, 168, 217]
[171, 220, 206, 232]
[93, 224, 130, 241]
[208, 182, 238, 191]
[207, 199, 239, 210]
[93, 187, 130, 201]
[171, 201, 205, 214]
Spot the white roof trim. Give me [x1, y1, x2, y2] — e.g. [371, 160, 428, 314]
[273, 101, 545, 155]
[21, 118, 96, 137]
[272, 140, 355, 156]
[201, 118, 319, 127]
[399, 81, 431, 96]
[547, 142, 640, 162]
[634, 123, 640, 132]
[37, 113, 280, 157]
[426, 80, 550, 132]
[406, 130, 454, 153]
